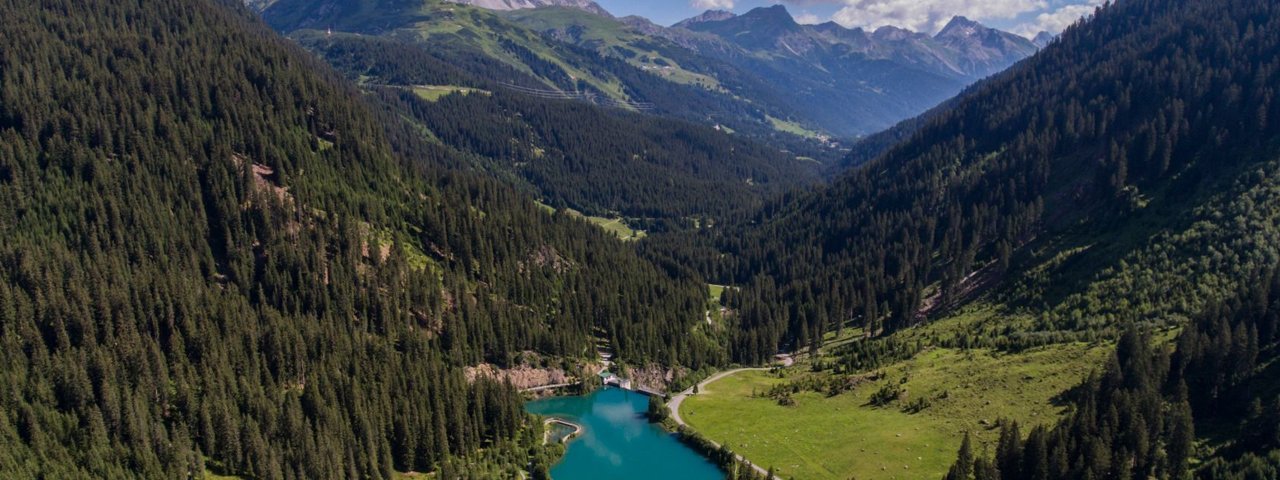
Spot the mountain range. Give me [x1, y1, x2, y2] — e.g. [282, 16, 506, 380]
[260, 0, 1039, 138]
[642, 6, 1039, 134]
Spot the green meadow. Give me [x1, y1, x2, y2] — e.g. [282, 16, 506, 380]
[682, 341, 1109, 480]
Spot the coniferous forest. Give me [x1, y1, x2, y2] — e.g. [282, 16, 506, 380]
[289, 31, 829, 223]
[0, 0, 720, 477]
[6, 0, 1280, 478]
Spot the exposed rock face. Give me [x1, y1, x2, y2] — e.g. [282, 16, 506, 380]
[622, 363, 677, 394]
[519, 245, 575, 273]
[672, 9, 736, 29]
[465, 361, 571, 390]
[933, 16, 1039, 76]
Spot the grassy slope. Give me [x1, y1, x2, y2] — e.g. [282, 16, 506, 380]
[415, 4, 632, 100]
[677, 157, 1280, 480]
[290, 1, 632, 102]
[684, 338, 1108, 479]
[586, 215, 646, 240]
[767, 115, 825, 139]
[498, 7, 723, 90]
[708, 284, 727, 301]
[410, 85, 491, 102]
[535, 201, 645, 240]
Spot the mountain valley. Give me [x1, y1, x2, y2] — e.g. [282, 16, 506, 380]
[3, 0, 1280, 479]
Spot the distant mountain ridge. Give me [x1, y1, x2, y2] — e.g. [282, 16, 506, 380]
[674, 6, 1037, 80]
[500, 4, 1040, 136]
[641, 5, 1039, 134]
[672, 9, 735, 29]
[447, 0, 611, 17]
[261, 0, 1039, 137]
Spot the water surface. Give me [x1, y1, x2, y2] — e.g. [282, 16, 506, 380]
[525, 387, 722, 480]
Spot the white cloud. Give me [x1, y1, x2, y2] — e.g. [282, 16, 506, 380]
[830, 0, 1048, 33]
[691, 0, 735, 10]
[1012, 0, 1102, 37]
[794, 12, 824, 24]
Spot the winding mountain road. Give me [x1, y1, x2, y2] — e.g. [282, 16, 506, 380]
[667, 355, 793, 479]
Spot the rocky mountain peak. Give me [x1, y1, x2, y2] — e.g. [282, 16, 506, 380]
[673, 9, 736, 29]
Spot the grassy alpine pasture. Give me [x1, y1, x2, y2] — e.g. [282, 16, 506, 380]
[410, 85, 490, 102]
[682, 340, 1109, 480]
[767, 115, 825, 140]
[708, 283, 728, 302]
[534, 201, 645, 240]
[586, 215, 646, 240]
[499, 7, 724, 90]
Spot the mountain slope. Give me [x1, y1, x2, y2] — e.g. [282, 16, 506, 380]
[650, 0, 1280, 364]
[449, 0, 611, 16]
[261, 0, 857, 162]
[282, 26, 825, 228]
[0, 0, 722, 477]
[649, 0, 1280, 477]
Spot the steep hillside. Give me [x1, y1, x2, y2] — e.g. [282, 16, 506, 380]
[285, 28, 825, 229]
[649, 0, 1280, 364]
[0, 0, 722, 478]
[660, 0, 1280, 477]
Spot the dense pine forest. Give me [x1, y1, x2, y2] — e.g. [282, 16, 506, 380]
[0, 0, 723, 477]
[283, 29, 830, 224]
[645, 0, 1280, 364]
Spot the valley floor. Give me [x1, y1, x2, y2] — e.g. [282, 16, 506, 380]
[677, 328, 1109, 479]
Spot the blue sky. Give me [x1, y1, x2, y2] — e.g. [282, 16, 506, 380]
[595, 0, 1103, 37]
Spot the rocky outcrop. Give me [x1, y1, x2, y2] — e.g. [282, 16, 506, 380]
[465, 362, 571, 390]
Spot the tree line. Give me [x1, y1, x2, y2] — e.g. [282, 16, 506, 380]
[946, 266, 1280, 479]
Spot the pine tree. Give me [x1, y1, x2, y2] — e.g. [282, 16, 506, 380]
[945, 432, 974, 480]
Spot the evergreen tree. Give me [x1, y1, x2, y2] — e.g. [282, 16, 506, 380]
[945, 432, 974, 480]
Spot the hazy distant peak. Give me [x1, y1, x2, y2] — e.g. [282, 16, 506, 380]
[872, 25, 922, 41]
[673, 9, 736, 28]
[815, 21, 847, 31]
[936, 16, 984, 39]
[743, 4, 794, 23]
[1032, 31, 1056, 48]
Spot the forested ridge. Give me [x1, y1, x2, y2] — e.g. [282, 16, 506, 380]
[0, 0, 722, 478]
[645, 0, 1280, 364]
[291, 31, 824, 223]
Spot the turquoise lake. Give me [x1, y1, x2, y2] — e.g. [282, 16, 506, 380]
[525, 387, 723, 479]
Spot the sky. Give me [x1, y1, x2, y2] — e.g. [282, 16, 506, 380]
[594, 0, 1105, 37]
